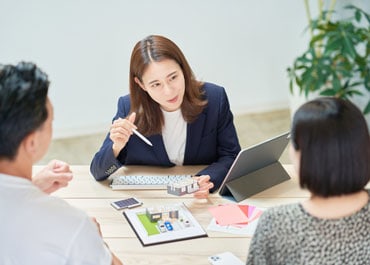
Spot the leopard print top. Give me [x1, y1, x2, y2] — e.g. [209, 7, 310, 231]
[246, 190, 370, 265]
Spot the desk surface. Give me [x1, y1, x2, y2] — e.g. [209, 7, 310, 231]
[34, 165, 309, 265]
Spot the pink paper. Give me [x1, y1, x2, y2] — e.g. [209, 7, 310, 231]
[247, 205, 256, 217]
[208, 204, 249, 226]
[238, 205, 249, 216]
[248, 208, 263, 222]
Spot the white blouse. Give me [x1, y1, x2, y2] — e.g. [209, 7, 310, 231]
[162, 108, 187, 165]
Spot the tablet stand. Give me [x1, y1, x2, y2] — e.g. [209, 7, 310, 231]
[222, 162, 290, 202]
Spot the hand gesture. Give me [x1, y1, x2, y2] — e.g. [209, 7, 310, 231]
[192, 175, 214, 199]
[110, 112, 137, 157]
[32, 159, 73, 194]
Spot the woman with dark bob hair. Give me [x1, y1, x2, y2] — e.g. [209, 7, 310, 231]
[90, 35, 241, 198]
[247, 97, 370, 264]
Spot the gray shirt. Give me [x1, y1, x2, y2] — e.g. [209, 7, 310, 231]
[246, 189, 370, 265]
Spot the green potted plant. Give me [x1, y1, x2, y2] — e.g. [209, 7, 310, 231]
[287, 1, 370, 115]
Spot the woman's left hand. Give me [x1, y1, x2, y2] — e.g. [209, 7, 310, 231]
[192, 175, 214, 199]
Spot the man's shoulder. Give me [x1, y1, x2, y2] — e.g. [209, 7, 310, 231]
[39, 194, 88, 221]
[12, 187, 89, 226]
[0, 177, 109, 264]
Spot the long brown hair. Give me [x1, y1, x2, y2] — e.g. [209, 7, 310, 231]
[129, 35, 207, 136]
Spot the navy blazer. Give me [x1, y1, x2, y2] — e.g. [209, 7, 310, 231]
[90, 82, 241, 192]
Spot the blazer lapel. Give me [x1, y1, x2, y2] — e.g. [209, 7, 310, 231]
[150, 134, 173, 166]
[184, 113, 206, 164]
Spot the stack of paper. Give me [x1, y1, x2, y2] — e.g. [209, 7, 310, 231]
[207, 204, 264, 235]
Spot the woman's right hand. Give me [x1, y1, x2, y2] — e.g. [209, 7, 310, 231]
[110, 112, 137, 157]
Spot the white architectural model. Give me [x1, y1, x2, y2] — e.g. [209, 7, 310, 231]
[167, 179, 199, 196]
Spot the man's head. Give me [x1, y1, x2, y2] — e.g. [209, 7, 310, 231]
[0, 62, 52, 162]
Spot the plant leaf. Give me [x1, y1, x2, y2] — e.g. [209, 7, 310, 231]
[320, 89, 337, 96]
[345, 5, 370, 24]
[332, 73, 341, 93]
[364, 101, 370, 115]
[355, 10, 361, 22]
[344, 89, 363, 97]
[340, 26, 358, 59]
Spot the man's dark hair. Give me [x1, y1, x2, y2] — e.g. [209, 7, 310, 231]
[0, 62, 49, 160]
[291, 97, 370, 197]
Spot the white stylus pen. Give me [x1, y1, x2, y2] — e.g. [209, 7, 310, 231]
[132, 129, 153, 147]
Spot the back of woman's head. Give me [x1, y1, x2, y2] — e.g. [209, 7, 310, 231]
[291, 97, 370, 197]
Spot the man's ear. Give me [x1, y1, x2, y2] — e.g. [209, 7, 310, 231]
[22, 132, 38, 156]
[134, 77, 146, 91]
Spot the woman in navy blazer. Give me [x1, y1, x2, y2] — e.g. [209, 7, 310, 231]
[90, 35, 240, 198]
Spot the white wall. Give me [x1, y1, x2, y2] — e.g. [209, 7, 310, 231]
[1, 0, 366, 138]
